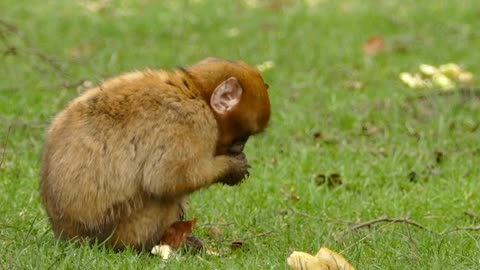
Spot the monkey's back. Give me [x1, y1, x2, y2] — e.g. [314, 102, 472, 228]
[40, 70, 217, 242]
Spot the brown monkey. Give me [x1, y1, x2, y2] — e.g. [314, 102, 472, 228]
[40, 58, 271, 251]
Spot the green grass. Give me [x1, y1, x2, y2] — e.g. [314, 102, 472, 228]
[1, 0, 480, 269]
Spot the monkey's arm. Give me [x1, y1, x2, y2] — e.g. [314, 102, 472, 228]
[142, 138, 248, 198]
[140, 103, 248, 198]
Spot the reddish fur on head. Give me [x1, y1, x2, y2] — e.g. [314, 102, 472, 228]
[187, 58, 271, 155]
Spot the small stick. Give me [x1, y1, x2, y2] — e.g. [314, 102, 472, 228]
[239, 231, 274, 241]
[208, 230, 274, 244]
[464, 211, 479, 219]
[444, 225, 480, 234]
[289, 207, 355, 225]
[198, 222, 235, 228]
[350, 216, 432, 232]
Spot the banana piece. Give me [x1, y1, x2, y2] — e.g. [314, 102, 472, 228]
[287, 247, 355, 270]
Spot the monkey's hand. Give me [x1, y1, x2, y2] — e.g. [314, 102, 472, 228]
[219, 152, 251, 186]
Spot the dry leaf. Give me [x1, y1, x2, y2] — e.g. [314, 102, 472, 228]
[362, 35, 385, 56]
[343, 80, 364, 91]
[231, 240, 245, 251]
[288, 247, 355, 270]
[208, 226, 224, 237]
[160, 218, 197, 249]
[280, 188, 301, 201]
[314, 173, 343, 188]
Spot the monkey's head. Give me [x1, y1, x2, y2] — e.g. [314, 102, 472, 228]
[188, 58, 271, 156]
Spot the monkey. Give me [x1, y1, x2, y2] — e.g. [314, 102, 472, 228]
[40, 58, 271, 251]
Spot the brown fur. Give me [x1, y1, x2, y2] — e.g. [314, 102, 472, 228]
[40, 58, 271, 251]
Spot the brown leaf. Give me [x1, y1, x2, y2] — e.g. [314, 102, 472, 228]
[343, 80, 365, 91]
[208, 226, 224, 237]
[312, 131, 338, 144]
[407, 171, 417, 182]
[160, 218, 198, 249]
[231, 240, 246, 251]
[314, 173, 343, 188]
[361, 124, 380, 136]
[434, 150, 445, 164]
[362, 35, 385, 56]
[280, 188, 301, 201]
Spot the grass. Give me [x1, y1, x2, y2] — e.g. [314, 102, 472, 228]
[1, 0, 480, 269]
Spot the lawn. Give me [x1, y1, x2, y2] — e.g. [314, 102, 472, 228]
[1, 0, 480, 269]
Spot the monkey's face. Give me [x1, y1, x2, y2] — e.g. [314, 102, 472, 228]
[216, 132, 250, 156]
[191, 58, 271, 156]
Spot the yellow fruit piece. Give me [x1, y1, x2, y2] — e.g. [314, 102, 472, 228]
[399, 72, 426, 89]
[151, 244, 172, 259]
[458, 71, 474, 84]
[288, 251, 324, 270]
[432, 73, 455, 90]
[287, 247, 355, 270]
[419, 64, 438, 77]
[316, 247, 355, 270]
[439, 63, 462, 79]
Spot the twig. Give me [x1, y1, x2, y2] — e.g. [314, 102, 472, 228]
[0, 19, 18, 33]
[350, 216, 432, 232]
[0, 19, 70, 79]
[464, 211, 479, 219]
[0, 126, 12, 169]
[289, 207, 355, 225]
[198, 222, 235, 228]
[208, 230, 274, 244]
[443, 225, 480, 234]
[239, 231, 274, 241]
[404, 88, 480, 103]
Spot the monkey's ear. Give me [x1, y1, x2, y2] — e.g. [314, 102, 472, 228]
[210, 77, 243, 114]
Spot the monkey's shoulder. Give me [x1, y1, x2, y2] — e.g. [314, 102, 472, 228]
[56, 70, 214, 134]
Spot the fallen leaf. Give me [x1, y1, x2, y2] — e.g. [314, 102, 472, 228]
[370, 147, 387, 156]
[79, 0, 111, 13]
[343, 80, 364, 91]
[362, 124, 380, 136]
[186, 235, 204, 253]
[312, 131, 338, 144]
[280, 188, 301, 201]
[314, 173, 343, 188]
[407, 171, 418, 182]
[362, 35, 385, 56]
[160, 218, 198, 249]
[208, 226, 224, 237]
[231, 240, 246, 251]
[434, 150, 445, 164]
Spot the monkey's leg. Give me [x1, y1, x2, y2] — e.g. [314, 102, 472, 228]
[107, 199, 183, 251]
